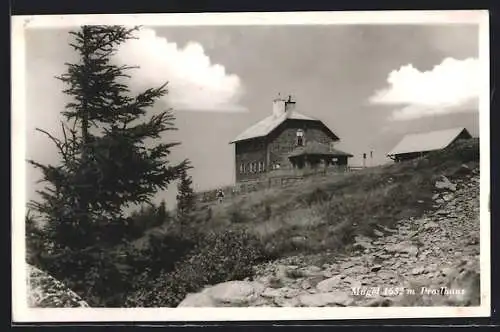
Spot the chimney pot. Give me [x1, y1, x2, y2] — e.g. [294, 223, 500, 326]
[272, 97, 286, 117]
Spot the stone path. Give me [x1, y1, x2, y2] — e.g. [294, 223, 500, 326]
[178, 167, 481, 307]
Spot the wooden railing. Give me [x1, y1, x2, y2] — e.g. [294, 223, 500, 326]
[195, 165, 360, 204]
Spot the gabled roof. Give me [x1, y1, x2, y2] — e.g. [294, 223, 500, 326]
[387, 127, 471, 156]
[289, 141, 353, 158]
[229, 110, 320, 143]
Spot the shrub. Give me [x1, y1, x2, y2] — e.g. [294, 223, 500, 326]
[229, 208, 248, 223]
[37, 246, 134, 307]
[125, 229, 270, 307]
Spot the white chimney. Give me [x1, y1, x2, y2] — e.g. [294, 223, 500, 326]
[272, 98, 286, 117]
[273, 95, 296, 117]
[285, 96, 296, 113]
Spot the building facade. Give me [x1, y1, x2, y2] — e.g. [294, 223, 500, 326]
[230, 96, 353, 183]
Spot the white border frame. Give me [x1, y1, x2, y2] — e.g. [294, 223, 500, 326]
[11, 10, 491, 322]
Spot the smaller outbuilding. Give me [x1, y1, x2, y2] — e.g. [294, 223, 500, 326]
[387, 127, 473, 162]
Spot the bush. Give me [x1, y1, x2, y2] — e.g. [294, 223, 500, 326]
[37, 246, 134, 307]
[125, 229, 270, 307]
[229, 208, 248, 223]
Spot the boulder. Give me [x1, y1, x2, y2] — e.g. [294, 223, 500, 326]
[435, 175, 457, 192]
[316, 275, 343, 292]
[177, 292, 216, 307]
[28, 264, 89, 308]
[208, 281, 265, 306]
[178, 281, 265, 307]
[298, 291, 354, 307]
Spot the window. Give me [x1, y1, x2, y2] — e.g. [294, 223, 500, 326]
[258, 161, 263, 172]
[251, 162, 256, 173]
[246, 163, 251, 173]
[240, 163, 244, 173]
[296, 129, 305, 146]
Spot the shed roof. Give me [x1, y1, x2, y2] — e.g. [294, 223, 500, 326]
[288, 141, 353, 158]
[229, 110, 338, 143]
[387, 127, 471, 156]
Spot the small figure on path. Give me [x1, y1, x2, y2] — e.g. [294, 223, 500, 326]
[216, 188, 225, 204]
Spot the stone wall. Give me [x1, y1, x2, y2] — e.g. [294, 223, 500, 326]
[234, 137, 267, 182]
[267, 120, 334, 169]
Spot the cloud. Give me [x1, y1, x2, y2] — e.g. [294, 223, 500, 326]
[114, 27, 246, 112]
[369, 57, 480, 121]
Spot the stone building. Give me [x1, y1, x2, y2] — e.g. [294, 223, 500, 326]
[229, 96, 353, 184]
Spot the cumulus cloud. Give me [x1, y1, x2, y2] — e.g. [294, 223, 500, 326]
[114, 27, 246, 112]
[369, 57, 480, 121]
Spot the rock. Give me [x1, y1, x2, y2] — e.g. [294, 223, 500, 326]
[178, 292, 215, 307]
[298, 291, 354, 307]
[379, 225, 398, 234]
[205, 281, 265, 306]
[385, 241, 418, 256]
[305, 266, 323, 274]
[407, 246, 419, 257]
[274, 296, 300, 307]
[316, 275, 343, 292]
[354, 235, 374, 250]
[373, 229, 384, 237]
[435, 175, 457, 192]
[28, 264, 90, 308]
[282, 287, 301, 299]
[440, 267, 455, 277]
[307, 275, 326, 288]
[423, 221, 439, 230]
[291, 236, 307, 247]
[344, 265, 369, 275]
[261, 288, 283, 298]
[340, 261, 357, 270]
[366, 296, 394, 307]
[371, 265, 383, 272]
[436, 209, 449, 216]
[455, 164, 472, 175]
[301, 279, 312, 290]
[343, 276, 362, 289]
[411, 266, 426, 275]
[468, 235, 479, 245]
[443, 194, 454, 202]
[378, 270, 397, 281]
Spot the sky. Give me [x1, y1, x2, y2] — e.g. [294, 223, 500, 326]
[24, 24, 480, 209]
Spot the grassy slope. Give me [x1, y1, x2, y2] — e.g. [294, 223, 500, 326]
[123, 138, 479, 307]
[187, 138, 479, 260]
[135, 138, 478, 261]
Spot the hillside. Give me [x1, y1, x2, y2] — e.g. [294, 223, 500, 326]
[144, 138, 479, 258]
[27, 138, 480, 308]
[179, 162, 480, 306]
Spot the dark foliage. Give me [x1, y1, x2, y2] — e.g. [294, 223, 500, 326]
[125, 229, 269, 307]
[27, 25, 189, 306]
[176, 167, 196, 224]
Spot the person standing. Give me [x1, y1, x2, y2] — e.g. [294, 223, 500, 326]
[216, 188, 225, 204]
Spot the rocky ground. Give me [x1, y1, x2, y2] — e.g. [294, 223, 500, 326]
[178, 166, 481, 307]
[27, 264, 90, 308]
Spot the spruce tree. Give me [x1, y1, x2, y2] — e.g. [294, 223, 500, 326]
[156, 200, 168, 225]
[28, 25, 188, 251]
[176, 167, 195, 224]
